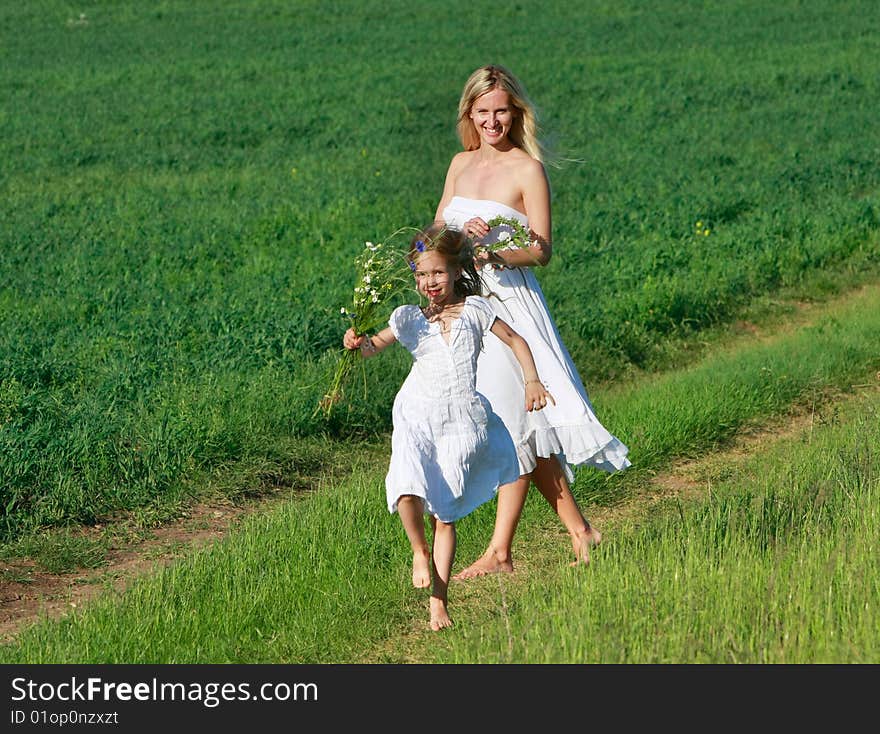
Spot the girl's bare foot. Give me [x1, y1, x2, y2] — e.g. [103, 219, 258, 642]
[452, 547, 513, 580]
[429, 596, 453, 631]
[570, 524, 602, 567]
[412, 550, 431, 588]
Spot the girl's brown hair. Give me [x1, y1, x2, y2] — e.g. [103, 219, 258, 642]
[408, 224, 481, 297]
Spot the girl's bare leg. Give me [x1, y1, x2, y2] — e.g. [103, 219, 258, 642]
[532, 456, 602, 565]
[397, 496, 431, 588]
[453, 475, 530, 580]
[429, 518, 456, 631]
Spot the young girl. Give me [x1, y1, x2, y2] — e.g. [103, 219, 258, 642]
[435, 64, 631, 579]
[342, 224, 554, 631]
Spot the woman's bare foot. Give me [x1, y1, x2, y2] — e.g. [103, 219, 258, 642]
[452, 547, 513, 580]
[429, 596, 453, 631]
[412, 550, 431, 588]
[570, 524, 602, 567]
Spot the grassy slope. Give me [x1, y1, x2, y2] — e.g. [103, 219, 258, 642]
[1, 282, 877, 663]
[2, 1, 880, 539]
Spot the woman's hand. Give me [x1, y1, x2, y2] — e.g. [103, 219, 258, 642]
[524, 380, 556, 412]
[463, 216, 489, 240]
[474, 247, 508, 270]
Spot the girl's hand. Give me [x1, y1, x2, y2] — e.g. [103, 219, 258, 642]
[343, 328, 364, 351]
[524, 380, 555, 412]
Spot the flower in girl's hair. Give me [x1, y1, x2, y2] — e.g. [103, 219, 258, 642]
[316, 232, 414, 417]
[415, 239, 425, 252]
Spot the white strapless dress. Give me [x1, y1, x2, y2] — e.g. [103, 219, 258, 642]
[442, 196, 631, 479]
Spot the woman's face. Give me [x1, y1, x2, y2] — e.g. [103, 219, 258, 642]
[469, 87, 514, 147]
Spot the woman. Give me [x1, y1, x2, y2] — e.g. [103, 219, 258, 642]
[435, 64, 630, 579]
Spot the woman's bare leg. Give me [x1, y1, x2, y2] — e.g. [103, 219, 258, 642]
[397, 496, 431, 588]
[453, 475, 531, 580]
[532, 457, 602, 565]
[429, 517, 456, 631]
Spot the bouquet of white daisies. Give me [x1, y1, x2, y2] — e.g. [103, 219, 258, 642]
[316, 236, 412, 417]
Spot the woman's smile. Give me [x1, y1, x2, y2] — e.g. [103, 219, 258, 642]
[469, 87, 514, 147]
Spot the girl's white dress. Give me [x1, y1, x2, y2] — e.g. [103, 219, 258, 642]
[385, 295, 520, 523]
[442, 196, 631, 480]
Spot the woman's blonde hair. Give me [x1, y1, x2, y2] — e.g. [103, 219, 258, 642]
[456, 64, 545, 163]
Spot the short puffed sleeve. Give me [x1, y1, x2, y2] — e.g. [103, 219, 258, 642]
[388, 305, 418, 350]
[466, 296, 497, 334]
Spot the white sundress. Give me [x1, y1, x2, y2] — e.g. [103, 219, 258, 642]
[384, 295, 520, 523]
[442, 196, 631, 480]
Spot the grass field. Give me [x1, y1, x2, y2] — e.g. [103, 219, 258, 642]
[1, 283, 877, 663]
[1, 1, 879, 665]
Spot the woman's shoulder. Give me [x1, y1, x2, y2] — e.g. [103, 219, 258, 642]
[447, 149, 477, 173]
[511, 152, 550, 205]
[509, 148, 546, 177]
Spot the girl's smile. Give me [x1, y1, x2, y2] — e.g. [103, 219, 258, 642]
[413, 251, 462, 308]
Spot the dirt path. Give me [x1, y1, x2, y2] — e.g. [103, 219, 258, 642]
[2, 285, 877, 646]
[0, 498, 258, 643]
[4, 383, 871, 647]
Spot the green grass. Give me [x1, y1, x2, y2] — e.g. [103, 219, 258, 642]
[572, 284, 880, 504]
[0, 465, 411, 663]
[2, 282, 877, 663]
[431, 387, 879, 663]
[2, 0, 880, 539]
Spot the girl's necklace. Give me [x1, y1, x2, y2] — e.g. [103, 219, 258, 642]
[424, 301, 463, 332]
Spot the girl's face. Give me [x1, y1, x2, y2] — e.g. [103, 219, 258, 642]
[413, 251, 460, 307]
[469, 87, 514, 147]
